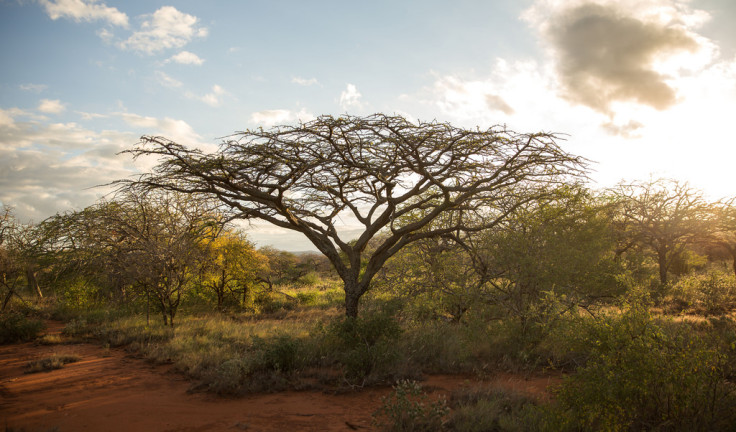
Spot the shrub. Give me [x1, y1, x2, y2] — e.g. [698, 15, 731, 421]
[295, 291, 318, 306]
[251, 333, 303, 372]
[372, 380, 449, 432]
[25, 354, 81, 373]
[668, 271, 736, 315]
[447, 387, 541, 432]
[548, 300, 736, 431]
[0, 313, 44, 344]
[319, 312, 402, 384]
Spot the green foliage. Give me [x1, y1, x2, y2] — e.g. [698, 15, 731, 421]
[668, 270, 736, 315]
[0, 313, 44, 344]
[372, 380, 449, 432]
[57, 277, 103, 310]
[253, 291, 297, 314]
[24, 354, 80, 373]
[447, 387, 541, 432]
[250, 333, 303, 372]
[548, 297, 736, 431]
[319, 311, 402, 383]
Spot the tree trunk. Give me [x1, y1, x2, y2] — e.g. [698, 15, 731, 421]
[26, 268, 42, 298]
[1, 288, 13, 312]
[658, 251, 668, 285]
[345, 292, 360, 318]
[344, 278, 363, 318]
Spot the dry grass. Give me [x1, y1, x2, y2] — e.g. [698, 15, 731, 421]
[25, 354, 81, 374]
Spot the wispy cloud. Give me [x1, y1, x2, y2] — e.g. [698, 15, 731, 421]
[184, 85, 226, 107]
[250, 109, 314, 127]
[39, 0, 129, 27]
[121, 6, 207, 54]
[167, 51, 204, 65]
[292, 77, 319, 86]
[19, 83, 48, 93]
[117, 112, 205, 146]
[339, 84, 362, 111]
[37, 99, 65, 114]
[155, 71, 183, 88]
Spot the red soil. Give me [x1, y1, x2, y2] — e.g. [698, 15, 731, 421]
[1, 322, 560, 431]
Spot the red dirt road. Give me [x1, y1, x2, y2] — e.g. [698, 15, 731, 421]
[1, 323, 560, 431]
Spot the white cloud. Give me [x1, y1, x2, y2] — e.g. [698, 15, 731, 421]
[40, 0, 129, 27]
[339, 84, 362, 111]
[187, 84, 226, 107]
[250, 109, 315, 127]
[155, 71, 183, 88]
[292, 77, 319, 86]
[37, 99, 65, 114]
[76, 111, 107, 120]
[523, 0, 717, 115]
[121, 6, 207, 54]
[19, 83, 47, 93]
[168, 51, 204, 65]
[0, 112, 137, 222]
[201, 85, 225, 106]
[117, 112, 206, 147]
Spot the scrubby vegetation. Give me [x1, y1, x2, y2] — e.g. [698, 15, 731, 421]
[24, 353, 81, 374]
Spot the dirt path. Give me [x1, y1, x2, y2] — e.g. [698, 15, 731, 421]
[1, 322, 560, 431]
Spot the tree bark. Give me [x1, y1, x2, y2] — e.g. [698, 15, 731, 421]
[658, 251, 668, 285]
[26, 268, 42, 298]
[344, 279, 362, 318]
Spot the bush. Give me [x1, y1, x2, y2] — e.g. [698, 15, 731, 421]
[319, 312, 402, 384]
[372, 380, 449, 432]
[0, 313, 44, 344]
[668, 271, 736, 315]
[447, 387, 541, 432]
[25, 354, 81, 374]
[547, 300, 736, 431]
[251, 333, 303, 372]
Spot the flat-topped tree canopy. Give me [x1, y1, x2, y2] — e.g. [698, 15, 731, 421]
[123, 113, 587, 317]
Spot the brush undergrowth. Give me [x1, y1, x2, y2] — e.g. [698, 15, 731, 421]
[25, 353, 81, 374]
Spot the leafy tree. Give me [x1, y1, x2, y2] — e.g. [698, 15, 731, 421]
[199, 231, 269, 309]
[611, 178, 710, 286]
[125, 114, 585, 317]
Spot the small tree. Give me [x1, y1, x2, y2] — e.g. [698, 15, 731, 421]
[125, 114, 585, 317]
[199, 231, 268, 309]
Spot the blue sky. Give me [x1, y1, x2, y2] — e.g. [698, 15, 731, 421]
[2, 0, 736, 250]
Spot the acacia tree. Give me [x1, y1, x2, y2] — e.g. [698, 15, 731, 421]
[42, 191, 222, 325]
[611, 178, 710, 286]
[126, 114, 585, 317]
[104, 190, 222, 326]
[0, 206, 24, 311]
